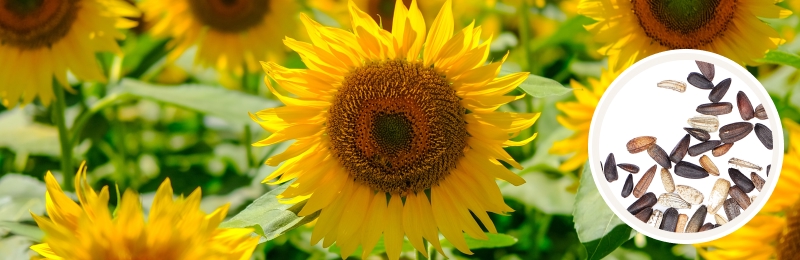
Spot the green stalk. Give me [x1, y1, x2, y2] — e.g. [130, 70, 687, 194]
[70, 93, 132, 147]
[52, 81, 74, 190]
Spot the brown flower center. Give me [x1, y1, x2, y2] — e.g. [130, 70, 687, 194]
[632, 0, 737, 49]
[328, 60, 467, 195]
[0, 0, 79, 49]
[188, 0, 268, 33]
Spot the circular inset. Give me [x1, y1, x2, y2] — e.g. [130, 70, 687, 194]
[588, 49, 784, 244]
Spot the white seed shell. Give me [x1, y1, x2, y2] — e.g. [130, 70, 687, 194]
[658, 193, 691, 209]
[707, 179, 731, 215]
[647, 209, 664, 228]
[687, 115, 720, 133]
[661, 168, 675, 193]
[675, 185, 704, 205]
[657, 80, 687, 93]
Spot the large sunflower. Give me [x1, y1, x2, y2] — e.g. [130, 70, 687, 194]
[30, 162, 259, 260]
[0, 0, 138, 107]
[250, 0, 539, 258]
[140, 0, 299, 75]
[694, 118, 800, 259]
[549, 68, 620, 172]
[578, 0, 792, 69]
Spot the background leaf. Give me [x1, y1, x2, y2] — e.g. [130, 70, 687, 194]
[572, 162, 635, 260]
[757, 50, 800, 69]
[117, 79, 279, 124]
[517, 74, 572, 98]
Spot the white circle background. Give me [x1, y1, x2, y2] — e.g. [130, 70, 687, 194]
[587, 50, 784, 244]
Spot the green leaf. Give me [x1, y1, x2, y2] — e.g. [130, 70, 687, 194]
[0, 109, 60, 157]
[506, 71, 572, 98]
[219, 182, 320, 243]
[328, 233, 517, 257]
[0, 221, 43, 241]
[501, 171, 575, 215]
[117, 79, 279, 124]
[573, 162, 634, 260]
[0, 174, 48, 222]
[757, 50, 800, 69]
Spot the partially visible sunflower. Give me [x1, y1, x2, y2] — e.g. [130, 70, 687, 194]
[578, 0, 792, 69]
[140, 0, 300, 75]
[250, 0, 539, 259]
[30, 162, 259, 260]
[0, 0, 139, 107]
[694, 119, 800, 259]
[550, 68, 620, 172]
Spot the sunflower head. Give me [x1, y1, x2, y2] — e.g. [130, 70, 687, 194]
[250, 0, 539, 258]
[30, 162, 259, 260]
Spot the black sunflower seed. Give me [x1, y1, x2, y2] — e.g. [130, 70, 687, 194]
[755, 123, 773, 150]
[751, 172, 765, 192]
[647, 144, 671, 169]
[684, 127, 710, 142]
[675, 161, 709, 179]
[635, 207, 653, 223]
[719, 122, 753, 144]
[708, 78, 731, 103]
[724, 198, 741, 221]
[729, 168, 755, 193]
[688, 140, 721, 157]
[660, 208, 679, 232]
[696, 61, 715, 81]
[622, 174, 633, 198]
[627, 192, 657, 215]
[729, 186, 751, 210]
[697, 102, 733, 115]
[737, 91, 755, 120]
[699, 223, 715, 232]
[604, 153, 618, 182]
[617, 163, 640, 173]
[767, 164, 772, 177]
[688, 72, 714, 89]
[669, 134, 690, 163]
[755, 104, 768, 120]
[685, 205, 707, 233]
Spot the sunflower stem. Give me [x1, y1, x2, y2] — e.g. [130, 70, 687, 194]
[70, 92, 133, 147]
[52, 81, 74, 190]
[242, 70, 258, 168]
[518, 0, 534, 73]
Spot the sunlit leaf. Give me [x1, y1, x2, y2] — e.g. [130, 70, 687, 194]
[0, 221, 43, 241]
[0, 109, 60, 157]
[758, 50, 800, 69]
[0, 174, 47, 222]
[573, 162, 634, 260]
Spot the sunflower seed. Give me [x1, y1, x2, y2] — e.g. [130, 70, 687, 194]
[634, 165, 657, 198]
[751, 195, 757, 203]
[675, 161, 710, 179]
[714, 224, 722, 228]
[675, 185, 704, 205]
[669, 134, 690, 163]
[688, 115, 719, 132]
[696, 61, 715, 81]
[684, 127, 711, 142]
[622, 174, 633, 198]
[661, 168, 675, 193]
[767, 164, 771, 177]
[688, 72, 714, 89]
[712, 143, 733, 157]
[708, 78, 731, 103]
[715, 213, 728, 225]
[648, 144, 671, 169]
[647, 209, 664, 228]
[635, 207, 653, 223]
[657, 80, 687, 92]
[719, 122, 753, 144]
[627, 136, 657, 154]
[658, 193, 691, 209]
[699, 223, 715, 232]
[628, 192, 657, 214]
[660, 208, 679, 232]
[697, 102, 733, 115]
[618, 163, 640, 173]
[676, 214, 689, 233]
[699, 155, 720, 176]
[755, 104, 768, 120]
[724, 198, 741, 221]
[729, 185, 751, 210]
[688, 140, 721, 156]
[685, 205, 708, 233]
[729, 168, 755, 193]
[737, 91, 755, 120]
[755, 123, 773, 150]
[707, 178, 731, 215]
[729, 158, 762, 171]
[604, 153, 618, 182]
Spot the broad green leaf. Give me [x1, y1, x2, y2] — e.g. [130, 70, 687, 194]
[0, 174, 48, 222]
[757, 50, 800, 69]
[502, 171, 575, 215]
[219, 182, 319, 243]
[0, 109, 60, 156]
[0, 221, 43, 241]
[0, 236, 35, 259]
[117, 79, 279, 124]
[507, 71, 572, 98]
[329, 233, 517, 257]
[573, 162, 634, 260]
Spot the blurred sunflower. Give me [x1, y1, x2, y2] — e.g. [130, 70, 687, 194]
[251, 0, 539, 258]
[30, 162, 259, 260]
[578, 0, 792, 69]
[694, 118, 800, 259]
[140, 0, 300, 75]
[550, 68, 620, 172]
[0, 0, 138, 107]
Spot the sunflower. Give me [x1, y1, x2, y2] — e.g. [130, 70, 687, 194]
[549, 68, 620, 172]
[30, 162, 259, 260]
[694, 118, 800, 259]
[250, 0, 539, 258]
[0, 0, 138, 107]
[578, 0, 792, 69]
[140, 0, 300, 75]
